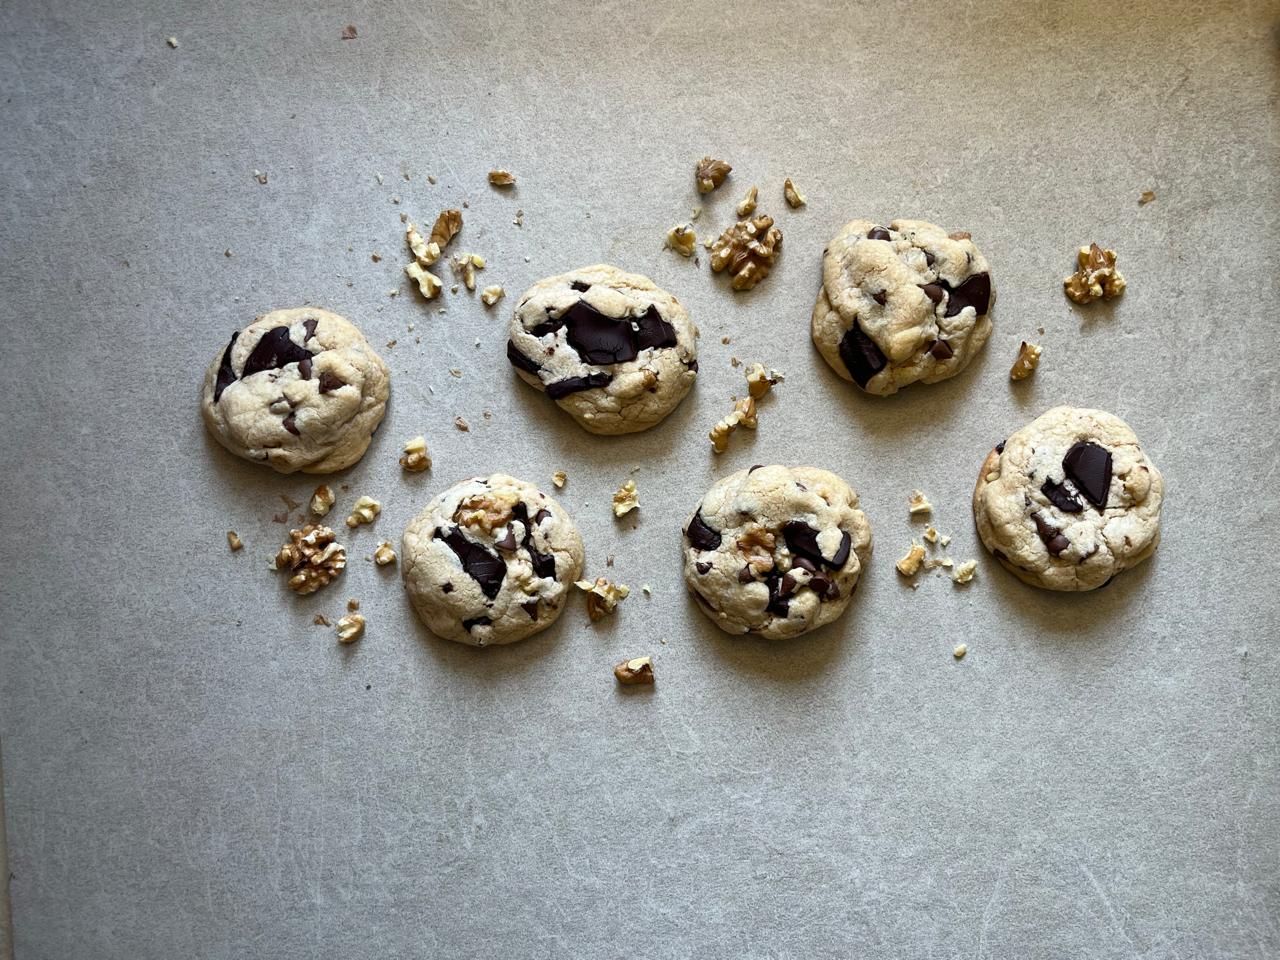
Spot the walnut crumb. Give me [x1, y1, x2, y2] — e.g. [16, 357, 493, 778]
[336, 613, 365, 643]
[736, 185, 758, 217]
[480, 285, 505, 307]
[710, 215, 782, 291]
[451, 252, 485, 291]
[454, 416, 470, 432]
[374, 541, 397, 566]
[908, 490, 932, 515]
[666, 223, 697, 258]
[310, 484, 336, 517]
[1010, 341, 1042, 381]
[614, 656, 654, 685]
[313, 614, 331, 626]
[340, 24, 358, 40]
[252, 169, 268, 185]
[1139, 189, 1156, 206]
[896, 542, 926, 577]
[347, 598, 360, 611]
[612, 480, 639, 517]
[576, 577, 629, 621]
[952, 560, 978, 584]
[227, 531, 244, 551]
[275, 525, 347, 595]
[709, 396, 757, 453]
[745, 363, 782, 399]
[924, 526, 939, 544]
[400, 436, 431, 472]
[695, 156, 732, 193]
[783, 178, 807, 208]
[941, 534, 952, 548]
[166, 36, 179, 48]
[346, 496, 381, 528]
[552, 470, 567, 489]
[488, 170, 516, 187]
[953, 643, 968, 659]
[1064, 243, 1125, 304]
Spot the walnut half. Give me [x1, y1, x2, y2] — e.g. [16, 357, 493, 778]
[695, 156, 732, 193]
[710, 215, 782, 291]
[275, 525, 347, 595]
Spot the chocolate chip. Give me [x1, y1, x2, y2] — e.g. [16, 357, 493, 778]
[1031, 512, 1070, 556]
[928, 339, 955, 361]
[318, 371, 345, 393]
[1041, 478, 1084, 513]
[545, 372, 612, 399]
[302, 317, 318, 342]
[809, 574, 837, 600]
[213, 331, 239, 402]
[783, 521, 835, 570]
[837, 322, 887, 388]
[522, 600, 540, 619]
[507, 338, 542, 374]
[765, 572, 791, 617]
[241, 326, 315, 380]
[527, 314, 566, 337]
[924, 250, 936, 267]
[696, 561, 711, 575]
[792, 556, 817, 574]
[533, 509, 551, 525]
[1062, 441, 1112, 510]
[685, 511, 722, 551]
[872, 290, 887, 306]
[633, 303, 679, 352]
[995, 440, 1005, 454]
[462, 616, 492, 632]
[435, 527, 507, 599]
[830, 531, 852, 569]
[442, 582, 454, 593]
[920, 283, 945, 305]
[867, 227, 891, 241]
[779, 573, 798, 597]
[748, 464, 764, 473]
[495, 529, 518, 552]
[511, 503, 557, 579]
[686, 359, 698, 372]
[282, 412, 299, 436]
[942, 272, 991, 318]
[737, 567, 754, 583]
[298, 356, 313, 380]
[570, 280, 592, 292]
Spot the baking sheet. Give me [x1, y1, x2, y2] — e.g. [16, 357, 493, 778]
[1, 1, 1278, 957]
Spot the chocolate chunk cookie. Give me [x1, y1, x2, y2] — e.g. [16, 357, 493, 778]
[811, 219, 994, 396]
[682, 465, 872, 639]
[201, 308, 390, 474]
[973, 406, 1164, 591]
[506, 264, 698, 434]
[401, 474, 585, 645]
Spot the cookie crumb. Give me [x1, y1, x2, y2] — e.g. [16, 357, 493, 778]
[695, 156, 732, 193]
[1064, 243, 1125, 304]
[710, 215, 782, 291]
[275, 525, 347, 594]
[783, 177, 807, 208]
[454, 416, 470, 432]
[336, 613, 365, 643]
[952, 560, 978, 584]
[488, 170, 516, 187]
[313, 614, 331, 626]
[345, 496, 381, 528]
[666, 223, 697, 258]
[1010, 341, 1042, 381]
[227, 531, 244, 551]
[340, 24, 358, 40]
[745, 362, 782, 399]
[1138, 189, 1156, 206]
[908, 490, 932, 515]
[896, 542, 926, 577]
[690, 205, 702, 221]
[736, 184, 758, 217]
[480, 284, 505, 307]
[427, 174, 437, 184]
[721, 335, 731, 345]
[614, 656, 654, 685]
[953, 643, 968, 659]
[612, 480, 639, 517]
[165, 36, 179, 48]
[576, 577, 630, 621]
[310, 484, 336, 517]
[373, 541, 397, 566]
[552, 470, 567, 489]
[400, 436, 431, 472]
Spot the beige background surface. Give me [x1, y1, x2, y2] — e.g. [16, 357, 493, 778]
[1, 1, 1278, 957]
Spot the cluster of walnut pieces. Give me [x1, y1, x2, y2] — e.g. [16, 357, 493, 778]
[454, 490, 519, 534]
[275, 524, 347, 595]
[1064, 243, 1126, 304]
[576, 577, 629, 621]
[710, 214, 783, 291]
[404, 209, 463, 300]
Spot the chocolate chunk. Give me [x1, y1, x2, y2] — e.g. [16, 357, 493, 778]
[495, 529, 518, 552]
[511, 503, 557, 580]
[942, 272, 991, 318]
[298, 356, 313, 380]
[685, 511, 722, 551]
[522, 600, 540, 619]
[838, 322, 887, 388]
[507, 338, 542, 374]
[562, 300, 639, 364]
[282, 412, 299, 436]
[783, 521, 833, 570]
[462, 616, 492, 632]
[1031, 512, 1070, 557]
[435, 527, 507, 599]
[527, 313, 566, 337]
[792, 556, 817, 574]
[302, 317, 318, 342]
[545, 372, 612, 399]
[872, 290, 888, 306]
[533, 509, 551, 525]
[765, 573, 791, 617]
[928, 339, 955, 360]
[213, 331, 239, 402]
[924, 250, 936, 268]
[737, 567, 754, 583]
[867, 227, 891, 241]
[528, 548, 556, 579]
[995, 440, 1005, 454]
[830, 531, 852, 569]
[920, 283, 945, 305]
[1062, 441, 1112, 510]
[318, 371, 345, 393]
[570, 280, 592, 292]
[241, 326, 315, 380]
[442, 582, 454, 594]
[779, 573, 798, 597]
[633, 304, 678, 352]
[696, 561, 711, 575]
[686, 359, 699, 372]
[1041, 478, 1084, 513]
[809, 574, 837, 600]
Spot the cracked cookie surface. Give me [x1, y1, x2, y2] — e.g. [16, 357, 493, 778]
[506, 264, 698, 434]
[973, 406, 1164, 591]
[201, 307, 390, 474]
[402, 474, 584, 645]
[682, 465, 872, 639]
[811, 219, 994, 396]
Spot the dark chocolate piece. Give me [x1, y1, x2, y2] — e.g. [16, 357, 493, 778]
[282, 412, 299, 436]
[522, 600, 540, 619]
[929, 339, 955, 360]
[1041, 478, 1084, 513]
[830, 531, 852, 569]
[302, 317, 318, 341]
[545, 373, 612, 400]
[838, 322, 887, 388]
[527, 314, 566, 337]
[570, 280, 592, 292]
[298, 356, 312, 380]
[696, 562, 711, 575]
[507, 338, 542, 374]
[241, 326, 314, 380]
[442, 582, 454, 594]
[1062, 441, 1112, 510]
[633, 304, 678, 353]
[435, 528, 507, 599]
[920, 283, 945, 305]
[495, 529, 518, 552]
[995, 440, 1005, 454]
[213, 332, 240, 402]
[924, 250, 936, 268]
[867, 227, 891, 241]
[765, 572, 791, 617]
[318, 371, 345, 393]
[792, 556, 818, 574]
[533, 509, 551, 525]
[685, 511, 722, 551]
[942, 272, 991, 318]
[737, 567, 754, 583]
[783, 521, 845, 570]
[686, 359, 699, 372]
[872, 290, 888, 306]
[563, 300, 639, 364]
[511, 503, 557, 580]
[748, 464, 764, 473]
[1031, 512, 1070, 556]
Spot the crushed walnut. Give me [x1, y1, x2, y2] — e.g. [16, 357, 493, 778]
[406, 222, 441, 266]
[310, 484, 335, 517]
[744, 362, 782, 399]
[373, 541, 397, 566]
[1064, 243, 1126, 304]
[783, 177, 806, 208]
[430, 209, 463, 249]
[666, 223, 697, 258]
[695, 156, 732, 193]
[896, 542, 926, 577]
[576, 577, 629, 621]
[405, 261, 443, 300]
[336, 613, 365, 643]
[908, 490, 932, 515]
[710, 215, 782, 291]
[612, 480, 639, 517]
[346, 496, 381, 528]
[227, 531, 244, 551]
[480, 285, 505, 307]
[275, 525, 347, 595]
[1010, 341, 1042, 381]
[953, 643, 968, 659]
[451, 253, 485, 291]
[736, 185, 758, 217]
[454, 416, 470, 432]
[952, 560, 978, 584]
[709, 396, 757, 453]
[455, 489, 520, 534]
[400, 436, 431, 472]
[488, 170, 516, 187]
[614, 656, 655, 685]
[552, 470, 567, 489]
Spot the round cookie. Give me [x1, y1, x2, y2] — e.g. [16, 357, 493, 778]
[682, 465, 872, 639]
[973, 406, 1164, 591]
[401, 474, 585, 646]
[506, 264, 698, 434]
[811, 219, 994, 396]
[201, 308, 390, 474]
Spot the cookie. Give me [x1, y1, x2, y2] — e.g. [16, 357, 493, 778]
[401, 474, 585, 646]
[973, 406, 1164, 591]
[682, 465, 872, 639]
[811, 219, 994, 396]
[201, 308, 390, 474]
[506, 264, 698, 434]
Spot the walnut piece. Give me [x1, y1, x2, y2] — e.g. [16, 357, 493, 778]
[924, 526, 939, 544]
[1064, 243, 1126, 304]
[666, 223, 697, 258]
[340, 24, 358, 40]
[346, 496, 381, 528]
[400, 436, 431, 472]
[336, 613, 365, 643]
[480, 285, 505, 307]
[552, 470, 567, 489]
[347, 598, 360, 611]
[227, 531, 244, 551]
[374, 541, 397, 566]
[275, 525, 347, 595]
[454, 416, 470, 432]
[488, 170, 516, 187]
[952, 560, 978, 584]
[1010, 341, 1042, 381]
[695, 156, 731, 193]
[953, 643, 968, 659]
[429, 209, 463, 249]
[908, 490, 932, 515]
[745, 362, 782, 399]
[1138, 189, 1156, 206]
[736, 525, 776, 576]
[736, 185, 758, 217]
[612, 480, 639, 517]
[896, 542, 926, 577]
[710, 215, 782, 291]
[576, 577, 629, 621]
[405, 223, 441, 266]
[405, 261, 443, 300]
[783, 177, 806, 208]
[455, 489, 520, 534]
[451, 252, 485, 291]
[614, 656, 654, 685]
[709, 396, 757, 453]
[310, 484, 335, 517]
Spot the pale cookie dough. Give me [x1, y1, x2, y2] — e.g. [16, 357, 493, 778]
[682, 465, 872, 639]
[973, 406, 1164, 591]
[201, 308, 390, 474]
[506, 264, 698, 434]
[401, 474, 585, 645]
[812, 219, 994, 395]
